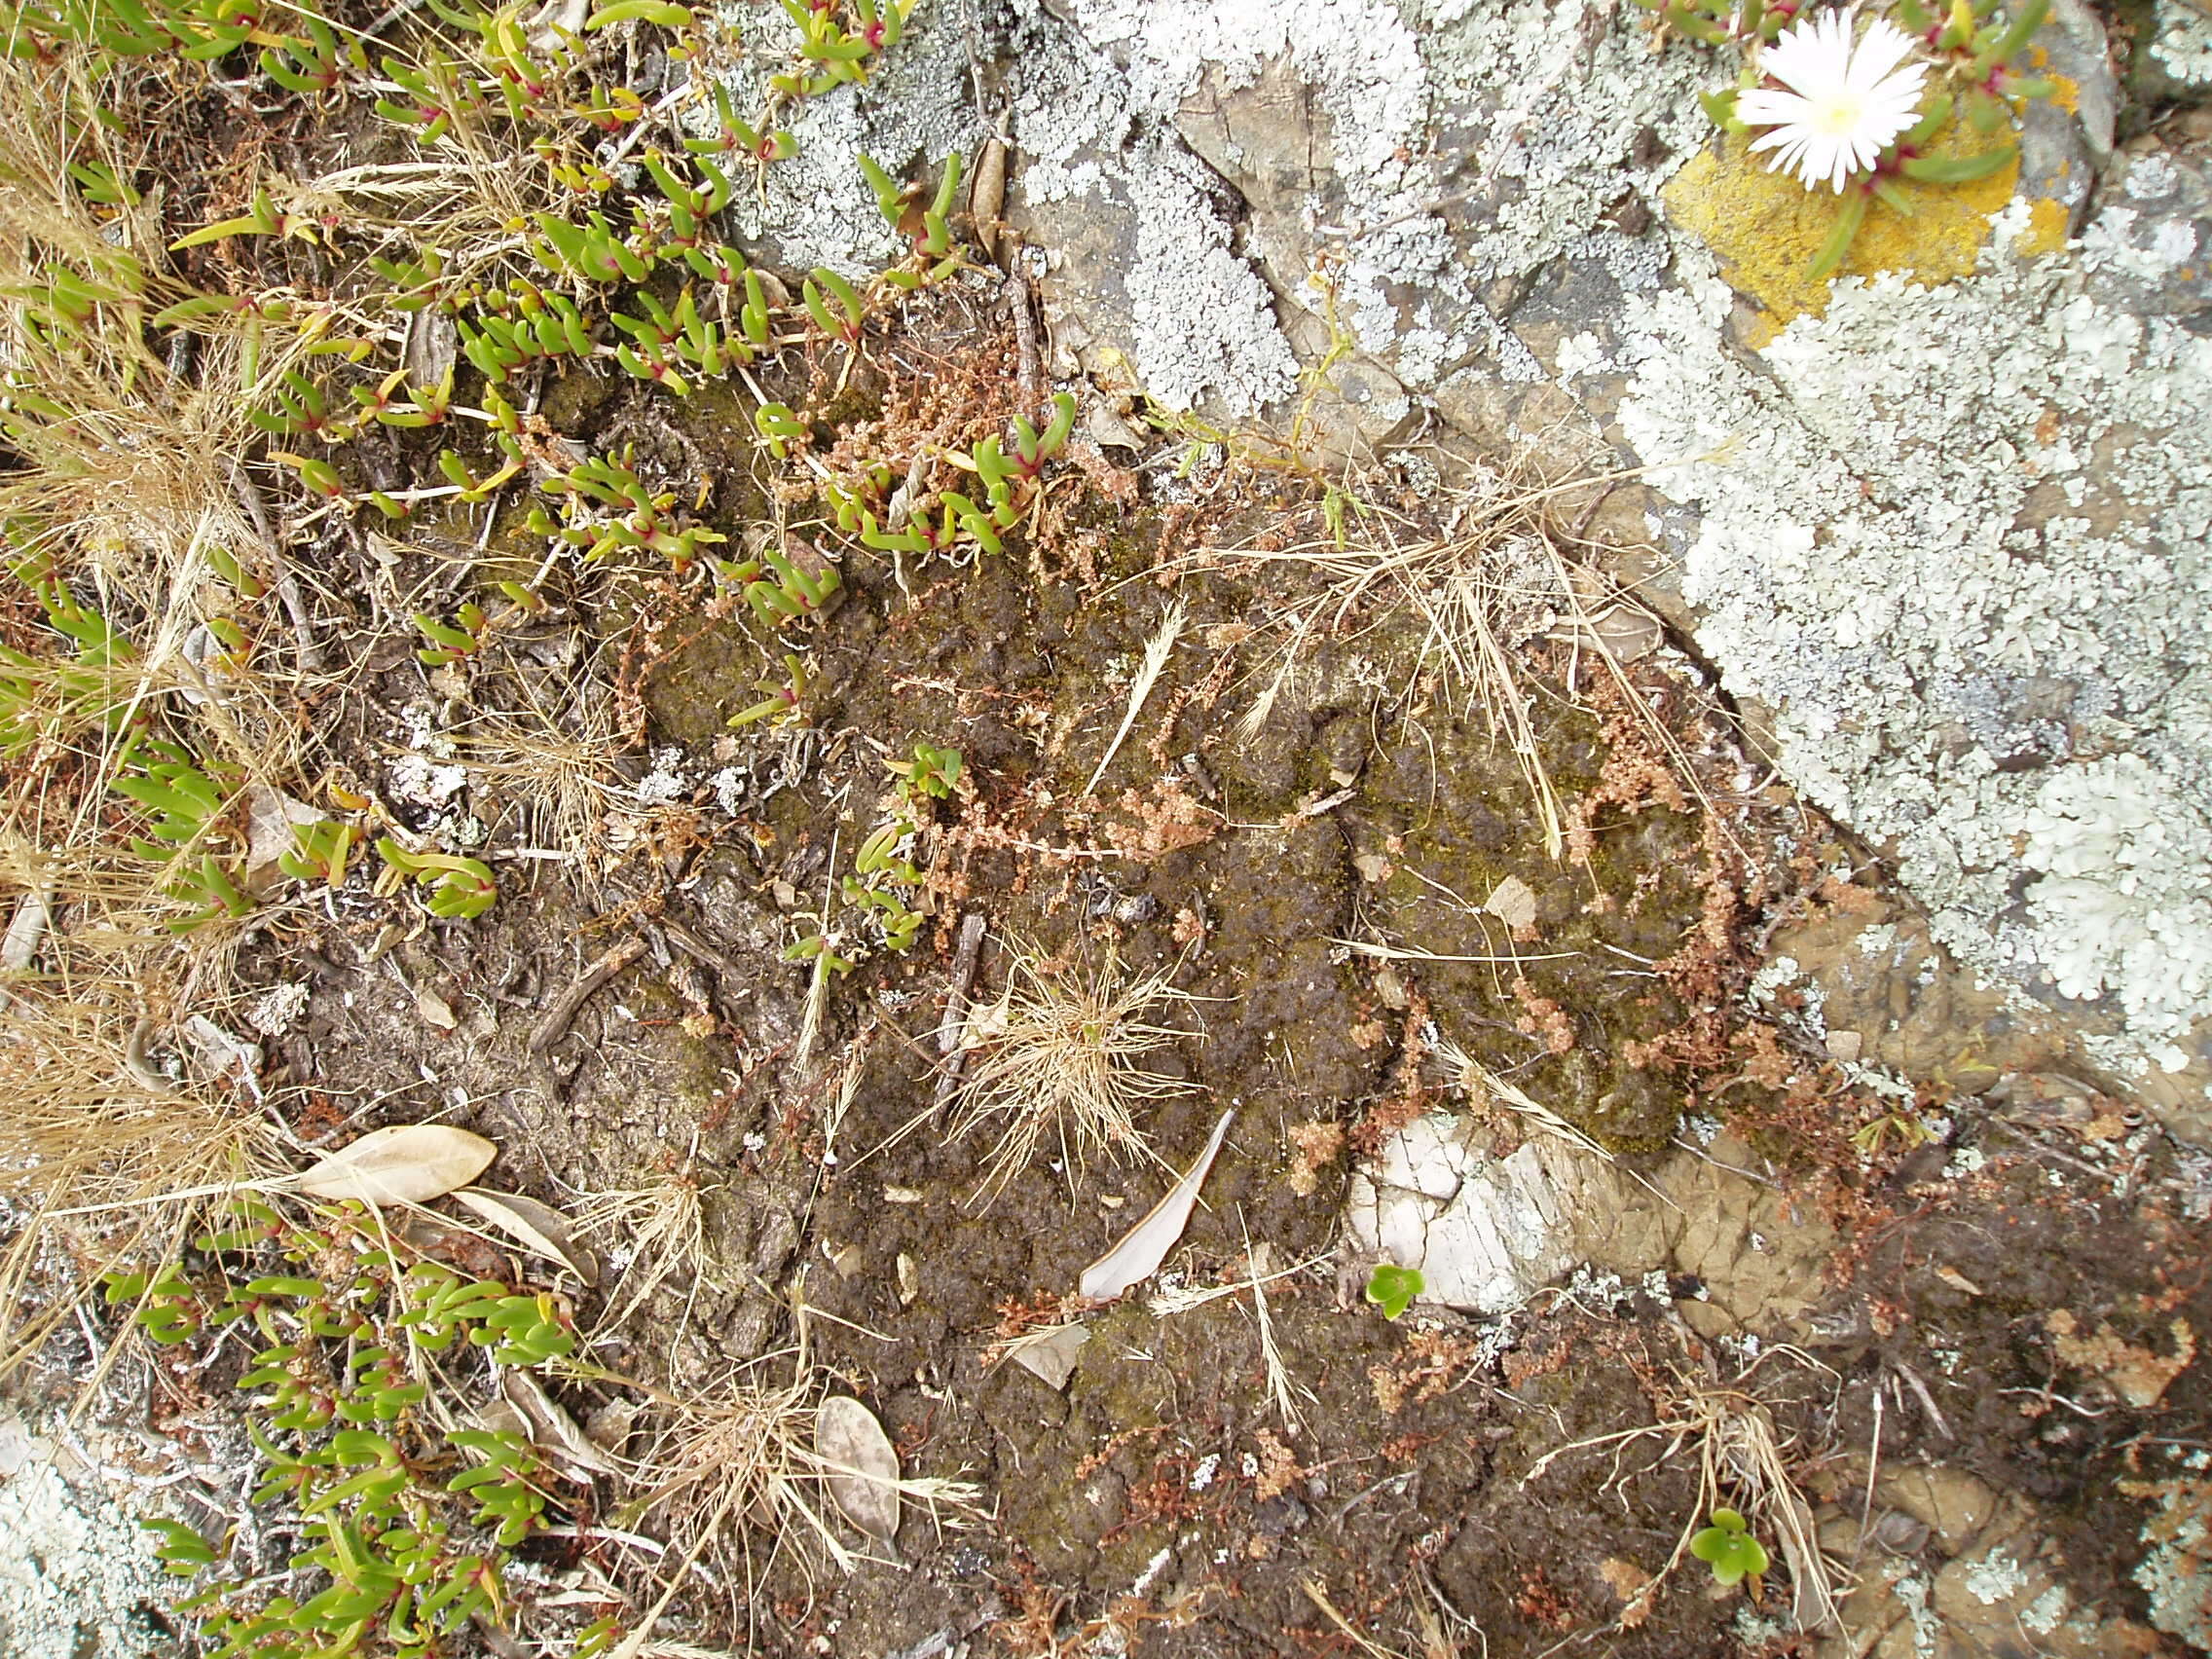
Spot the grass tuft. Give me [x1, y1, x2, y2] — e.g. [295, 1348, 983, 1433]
[946, 940, 1204, 1204]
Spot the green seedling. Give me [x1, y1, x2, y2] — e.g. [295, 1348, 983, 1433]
[533, 210, 653, 285]
[377, 838, 498, 920]
[203, 543, 265, 602]
[435, 436, 525, 503]
[802, 266, 864, 345]
[113, 736, 230, 855]
[727, 543, 840, 626]
[279, 819, 354, 887]
[611, 286, 744, 390]
[782, 928, 856, 980]
[142, 1519, 217, 1575]
[533, 449, 725, 571]
[726, 652, 809, 729]
[247, 368, 350, 439]
[164, 852, 254, 933]
[841, 819, 926, 950]
[170, 186, 288, 250]
[683, 82, 796, 164]
[260, 14, 364, 95]
[459, 288, 594, 383]
[1011, 392, 1079, 477]
[886, 740, 960, 803]
[1364, 1262, 1423, 1320]
[270, 449, 347, 501]
[753, 400, 806, 459]
[1690, 1507, 1770, 1588]
[413, 603, 487, 668]
[772, 0, 915, 93]
[373, 47, 484, 144]
[585, 0, 690, 25]
[0, 559, 135, 751]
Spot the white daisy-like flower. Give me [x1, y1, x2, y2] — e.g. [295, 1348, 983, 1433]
[1737, 10, 1931, 193]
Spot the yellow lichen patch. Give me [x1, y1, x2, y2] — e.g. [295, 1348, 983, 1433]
[2019, 195, 2072, 257]
[1663, 123, 2022, 338]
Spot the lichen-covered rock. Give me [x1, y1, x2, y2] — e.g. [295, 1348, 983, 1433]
[719, 0, 2212, 1115]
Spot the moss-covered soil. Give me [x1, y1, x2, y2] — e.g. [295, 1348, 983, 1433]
[129, 287, 2211, 1657]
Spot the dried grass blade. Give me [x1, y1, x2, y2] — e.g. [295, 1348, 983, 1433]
[1083, 601, 1184, 797]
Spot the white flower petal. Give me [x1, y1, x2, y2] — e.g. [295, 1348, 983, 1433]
[1734, 8, 1933, 193]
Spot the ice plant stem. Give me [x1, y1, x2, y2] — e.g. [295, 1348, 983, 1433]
[1808, 185, 1872, 280]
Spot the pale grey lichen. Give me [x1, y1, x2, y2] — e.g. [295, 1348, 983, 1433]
[1613, 204, 2212, 1062]
[2150, 0, 2212, 87]
[1007, 1, 1298, 412]
[1961, 1548, 2031, 1605]
[2134, 1479, 2212, 1649]
[701, 2, 981, 277]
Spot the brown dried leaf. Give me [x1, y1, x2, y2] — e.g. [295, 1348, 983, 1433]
[293, 1124, 495, 1205]
[1485, 875, 1538, 932]
[1002, 1322, 1089, 1390]
[501, 1369, 620, 1476]
[815, 1395, 901, 1545]
[452, 1188, 600, 1286]
[1599, 1558, 1654, 1628]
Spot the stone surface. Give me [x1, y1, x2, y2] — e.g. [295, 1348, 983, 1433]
[1344, 1115, 1617, 1314]
[719, 0, 2212, 1117]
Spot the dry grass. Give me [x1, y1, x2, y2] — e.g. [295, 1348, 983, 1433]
[608, 1344, 977, 1646]
[946, 940, 1204, 1204]
[1520, 1351, 1845, 1636]
[0, 45, 310, 1385]
[574, 1156, 724, 1340]
[1221, 455, 1697, 860]
[0, 980, 283, 1377]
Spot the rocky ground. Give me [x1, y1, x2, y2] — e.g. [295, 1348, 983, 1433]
[3, 0, 2211, 1655]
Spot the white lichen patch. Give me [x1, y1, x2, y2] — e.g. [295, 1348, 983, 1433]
[1008, 2, 1297, 412]
[0, 1416, 176, 1659]
[703, 2, 979, 277]
[1614, 205, 2212, 1060]
[2150, 0, 2212, 86]
[1962, 1548, 2031, 1605]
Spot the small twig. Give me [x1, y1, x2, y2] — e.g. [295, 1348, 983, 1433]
[1892, 1362, 1954, 1441]
[1853, 1380, 1884, 1568]
[528, 935, 647, 1055]
[230, 466, 323, 674]
[930, 911, 987, 1120]
[1005, 271, 1042, 423]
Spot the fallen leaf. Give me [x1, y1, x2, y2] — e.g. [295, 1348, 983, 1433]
[294, 1124, 496, 1205]
[896, 1252, 919, 1308]
[403, 305, 458, 390]
[241, 784, 325, 896]
[1002, 1322, 1088, 1390]
[1600, 1558, 1654, 1628]
[415, 984, 459, 1032]
[1485, 875, 1538, 932]
[815, 1395, 901, 1545]
[1079, 1109, 1235, 1302]
[452, 1188, 599, 1286]
[502, 1369, 620, 1476]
